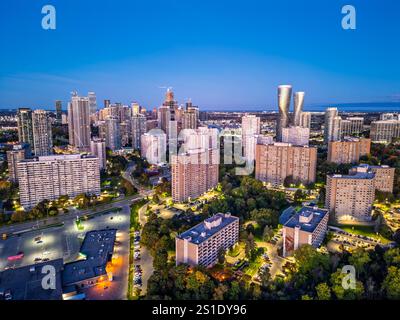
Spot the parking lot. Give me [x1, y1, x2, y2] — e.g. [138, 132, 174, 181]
[0, 206, 131, 300]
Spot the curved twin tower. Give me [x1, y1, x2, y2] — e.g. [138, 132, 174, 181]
[276, 85, 305, 141]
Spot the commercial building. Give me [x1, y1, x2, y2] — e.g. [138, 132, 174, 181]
[326, 171, 375, 222]
[327, 137, 371, 164]
[62, 229, 116, 292]
[255, 142, 317, 187]
[17, 154, 100, 209]
[281, 126, 310, 146]
[282, 206, 329, 257]
[68, 93, 91, 151]
[0, 259, 64, 300]
[17, 108, 34, 148]
[90, 139, 107, 170]
[176, 213, 239, 268]
[32, 109, 53, 156]
[171, 148, 219, 202]
[370, 120, 400, 143]
[140, 131, 167, 165]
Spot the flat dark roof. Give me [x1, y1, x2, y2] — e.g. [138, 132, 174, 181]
[177, 213, 239, 245]
[0, 259, 64, 300]
[284, 206, 328, 233]
[62, 229, 116, 287]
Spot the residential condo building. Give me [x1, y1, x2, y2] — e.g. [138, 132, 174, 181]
[327, 137, 371, 164]
[282, 206, 329, 257]
[17, 154, 101, 209]
[171, 148, 219, 202]
[255, 142, 317, 186]
[176, 213, 239, 268]
[32, 110, 53, 156]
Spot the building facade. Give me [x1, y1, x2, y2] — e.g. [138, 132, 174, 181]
[131, 113, 147, 150]
[326, 172, 375, 222]
[370, 120, 400, 143]
[281, 126, 310, 146]
[17, 108, 34, 148]
[176, 213, 239, 268]
[171, 148, 219, 202]
[276, 85, 292, 141]
[105, 117, 121, 151]
[255, 143, 317, 186]
[32, 110, 53, 156]
[68, 93, 91, 151]
[90, 139, 107, 170]
[324, 107, 341, 144]
[17, 154, 100, 209]
[282, 206, 329, 257]
[6, 144, 29, 183]
[242, 115, 261, 162]
[327, 137, 371, 164]
[140, 131, 167, 165]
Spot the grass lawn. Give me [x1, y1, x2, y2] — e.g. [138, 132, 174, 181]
[227, 245, 241, 258]
[244, 256, 263, 277]
[339, 224, 391, 244]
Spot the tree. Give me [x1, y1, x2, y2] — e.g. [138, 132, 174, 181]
[330, 270, 365, 300]
[213, 284, 228, 300]
[382, 266, 400, 299]
[245, 233, 256, 259]
[315, 282, 331, 300]
[250, 208, 278, 229]
[348, 248, 371, 278]
[153, 247, 169, 272]
[262, 225, 274, 241]
[217, 248, 226, 265]
[294, 189, 305, 202]
[227, 281, 241, 300]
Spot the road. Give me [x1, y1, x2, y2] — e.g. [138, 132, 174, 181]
[0, 193, 152, 237]
[134, 203, 154, 296]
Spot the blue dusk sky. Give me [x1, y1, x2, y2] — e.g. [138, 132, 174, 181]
[0, 0, 399, 110]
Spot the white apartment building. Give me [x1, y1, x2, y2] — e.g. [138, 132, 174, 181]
[17, 154, 101, 209]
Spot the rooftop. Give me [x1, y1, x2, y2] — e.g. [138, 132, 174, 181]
[284, 206, 328, 233]
[330, 171, 375, 180]
[0, 259, 64, 300]
[177, 213, 239, 245]
[62, 229, 116, 287]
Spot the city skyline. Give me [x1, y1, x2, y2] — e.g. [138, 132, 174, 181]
[1, 0, 400, 110]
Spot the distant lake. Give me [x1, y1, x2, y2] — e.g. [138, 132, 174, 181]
[204, 102, 400, 113]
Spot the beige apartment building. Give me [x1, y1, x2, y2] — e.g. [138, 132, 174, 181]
[6, 144, 29, 183]
[17, 154, 101, 209]
[255, 142, 317, 186]
[350, 164, 395, 193]
[176, 213, 239, 268]
[171, 148, 219, 202]
[327, 137, 371, 164]
[326, 172, 375, 222]
[370, 120, 400, 143]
